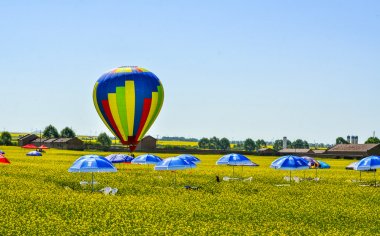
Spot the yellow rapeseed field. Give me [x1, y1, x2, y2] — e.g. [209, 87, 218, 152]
[0, 146, 379, 235]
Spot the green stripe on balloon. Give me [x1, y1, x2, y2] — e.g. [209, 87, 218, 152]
[116, 86, 129, 137]
[142, 84, 164, 139]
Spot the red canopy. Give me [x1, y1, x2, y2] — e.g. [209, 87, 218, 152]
[38, 145, 49, 149]
[0, 154, 10, 164]
[22, 144, 38, 149]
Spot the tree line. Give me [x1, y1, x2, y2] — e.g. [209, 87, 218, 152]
[197, 137, 310, 151]
[336, 136, 380, 144]
[42, 125, 76, 139]
[43, 125, 112, 149]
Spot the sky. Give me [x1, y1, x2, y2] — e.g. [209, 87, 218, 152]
[0, 1, 379, 144]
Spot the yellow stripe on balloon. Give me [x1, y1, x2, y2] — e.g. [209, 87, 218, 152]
[125, 81, 135, 136]
[108, 93, 127, 141]
[138, 91, 158, 140]
[114, 67, 132, 73]
[93, 82, 117, 138]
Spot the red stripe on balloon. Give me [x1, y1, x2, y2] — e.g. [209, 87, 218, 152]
[102, 100, 125, 143]
[135, 98, 152, 141]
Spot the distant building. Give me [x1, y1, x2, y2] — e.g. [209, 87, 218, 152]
[43, 138, 59, 148]
[31, 138, 49, 147]
[18, 134, 84, 150]
[18, 134, 38, 146]
[278, 148, 313, 155]
[51, 138, 84, 150]
[326, 144, 380, 158]
[312, 149, 326, 155]
[257, 148, 278, 156]
[135, 135, 157, 151]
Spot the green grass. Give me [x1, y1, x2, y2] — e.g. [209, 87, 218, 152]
[0, 146, 379, 235]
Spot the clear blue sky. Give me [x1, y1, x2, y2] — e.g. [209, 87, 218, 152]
[1, 1, 379, 144]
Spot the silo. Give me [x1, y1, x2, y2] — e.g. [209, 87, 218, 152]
[283, 137, 287, 149]
[347, 135, 351, 144]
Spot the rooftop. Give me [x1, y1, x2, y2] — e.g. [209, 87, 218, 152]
[327, 144, 379, 152]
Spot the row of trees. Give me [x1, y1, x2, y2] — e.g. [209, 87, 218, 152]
[198, 137, 310, 152]
[198, 137, 231, 150]
[43, 125, 113, 150]
[336, 136, 380, 144]
[272, 139, 309, 151]
[42, 125, 76, 138]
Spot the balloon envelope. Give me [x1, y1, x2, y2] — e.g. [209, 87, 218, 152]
[93, 66, 164, 151]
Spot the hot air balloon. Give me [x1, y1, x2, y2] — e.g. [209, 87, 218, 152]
[93, 66, 164, 152]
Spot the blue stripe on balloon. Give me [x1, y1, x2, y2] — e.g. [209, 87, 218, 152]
[96, 72, 114, 132]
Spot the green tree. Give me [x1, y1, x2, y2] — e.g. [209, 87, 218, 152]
[198, 138, 210, 149]
[365, 137, 380, 144]
[43, 125, 59, 138]
[60, 127, 76, 138]
[220, 137, 230, 150]
[244, 138, 256, 152]
[256, 139, 266, 149]
[97, 132, 112, 150]
[292, 139, 309, 149]
[273, 139, 292, 151]
[336, 137, 349, 145]
[0, 131, 12, 145]
[209, 136, 220, 150]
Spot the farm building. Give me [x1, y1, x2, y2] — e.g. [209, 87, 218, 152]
[135, 135, 157, 151]
[18, 135, 84, 150]
[312, 149, 326, 155]
[325, 144, 380, 158]
[278, 148, 314, 156]
[43, 138, 59, 148]
[50, 138, 84, 150]
[18, 134, 38, 146]
[257, 148, 278, 156]
[31, 138, 49, 147]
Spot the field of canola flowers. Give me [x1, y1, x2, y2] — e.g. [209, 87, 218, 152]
[0, 146, 379, 235]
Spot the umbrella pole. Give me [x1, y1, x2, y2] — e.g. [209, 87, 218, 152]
[360, 171, 362, 182]
[233, 166, 235, 177]
[290, 171, 292, 183]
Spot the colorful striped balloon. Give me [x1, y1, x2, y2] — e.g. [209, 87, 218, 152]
[93, 66, 164, 151]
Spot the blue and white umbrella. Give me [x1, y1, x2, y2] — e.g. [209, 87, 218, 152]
[354, 156, 380, 171]
[353, 156, 380, 185]
[132, 154, 163, 165]
[177, 154, 201, 163]
[26, 151, 42, 156]
[270, 155, 309, 181]
[216, 153, 253, 165]
[68, 155, 117, 191]
[0, 150, 4, 154]
[155, 157, 196, 171]
[106, 154, 133, 163]
[155, 157, 196, 185]
[216, 153, 257, 176]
